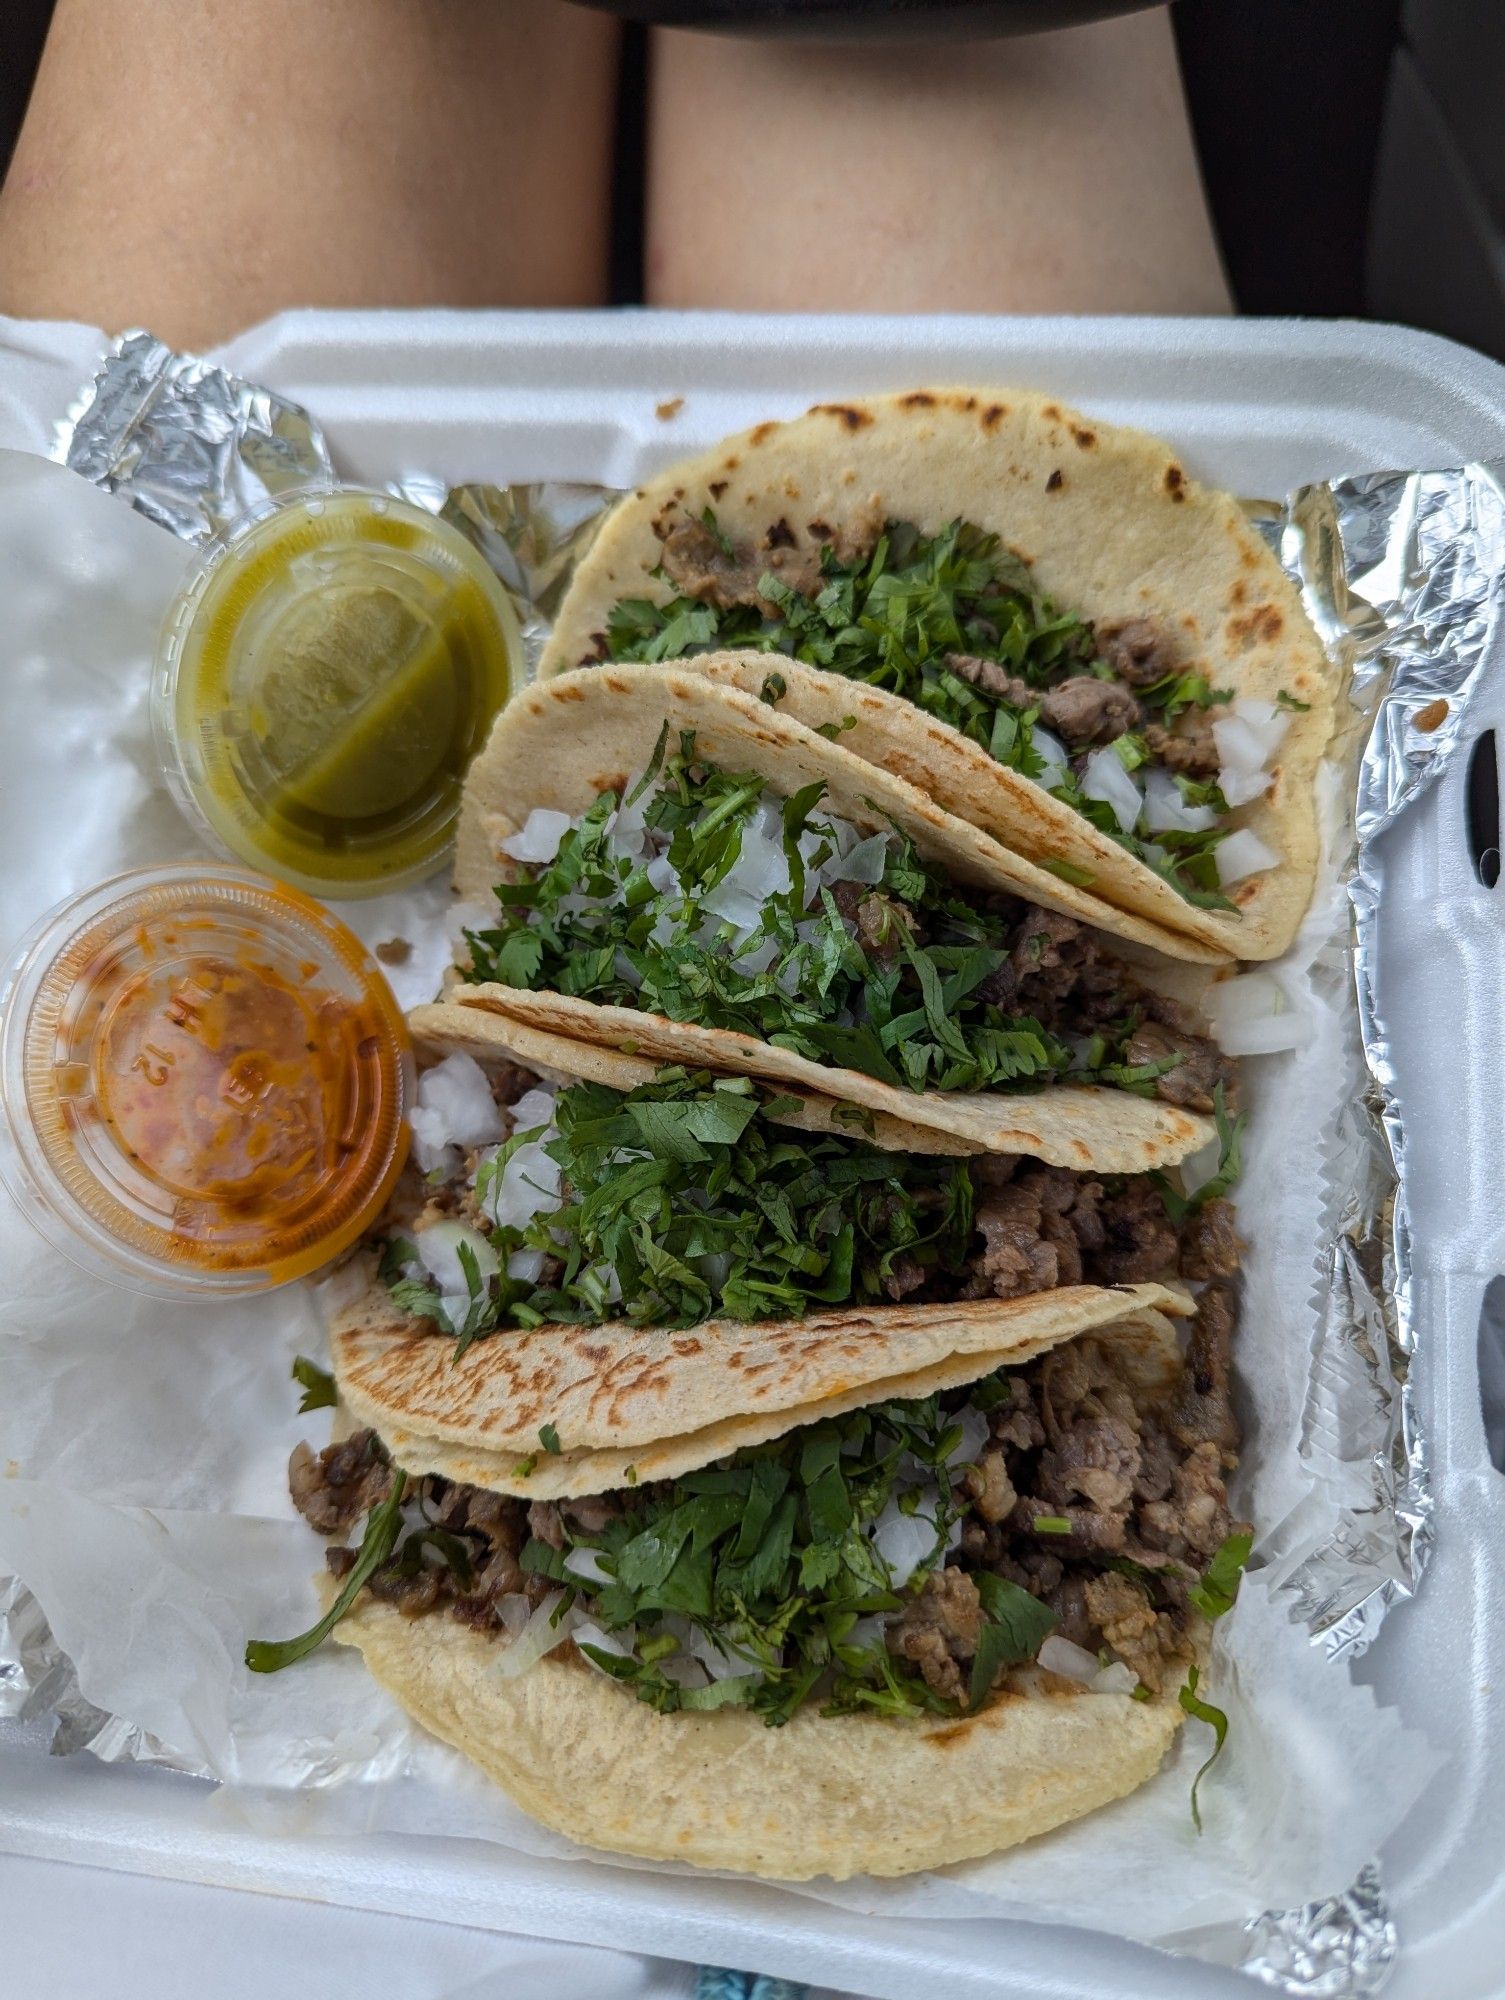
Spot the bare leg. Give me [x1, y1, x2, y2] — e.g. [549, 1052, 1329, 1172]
[0, 0, 619, 347]
[645, 9, 1229, 314]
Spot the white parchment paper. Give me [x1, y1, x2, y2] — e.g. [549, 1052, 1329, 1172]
[0, 449, 1438, 1952]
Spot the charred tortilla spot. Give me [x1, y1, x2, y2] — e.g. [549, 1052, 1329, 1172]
[552, 684, 586, 703]
[981, 404, 1007, 431]
[1227, 604, 1284, 649]
[1071, 426, 1097, 450]
[1046, 469, 1065, 492]
[1042, 403, 1062, 423]
[815, 403, 873, 432]
[749, 423, 780, 447]
[807, 517, 833, 541]
[708, 479, 728, 500]
[1229, 579, 1247, 607]
[723, 454, 741, 471]
[1164, 463, 1185, 496]
[765, 516, 797, 549]
[900, 391, 936, 409]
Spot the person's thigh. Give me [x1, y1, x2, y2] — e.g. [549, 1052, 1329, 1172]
[0, 0, 620, 346]
[645, 7, 1230, 314]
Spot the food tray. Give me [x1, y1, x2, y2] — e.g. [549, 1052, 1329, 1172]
[2, 308, 1504, 2000]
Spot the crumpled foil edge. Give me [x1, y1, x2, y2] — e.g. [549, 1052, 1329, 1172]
[17, 334, 1505, 1996]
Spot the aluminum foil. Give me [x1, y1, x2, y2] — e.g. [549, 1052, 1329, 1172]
[56, 330, 334, 541]
[17, 334, 1504, 1996]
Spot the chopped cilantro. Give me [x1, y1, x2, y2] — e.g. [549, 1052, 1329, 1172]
[464, 732, 1160, 1108]
[598, 513, 1239, 903]
[1179, 1663, 1230, 1833]
[291, 1355, 336, 1414]
[245, 1472, 407, 1673]
[539, 1423, 562, 1455]
[1187, 1529, 1253, 1622]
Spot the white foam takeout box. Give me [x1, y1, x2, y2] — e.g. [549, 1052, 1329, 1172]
[1, 310, 1504, 2000]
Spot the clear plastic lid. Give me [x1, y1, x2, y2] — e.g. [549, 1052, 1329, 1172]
[0, 863, 413, 1297]
[153, 487, 521, 899]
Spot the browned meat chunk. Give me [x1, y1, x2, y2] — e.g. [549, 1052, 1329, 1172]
[1179, 1198, 1243, 1280]
[1097, 618, 1177, 689]
[1039, 675, 1143, 748]
[991, 1376, 1046, 1454]
[1167, 1281, 1241, 1458]
[1094, 1177, 1180, 1284]
[1143, 713, 1221, 779]
[964, 1447, 1018, 1524]
[882, 1251, 927, 1302]
[367, 1565, 443, 1617]
[1082, 1572, 1192, 1693]
[973, 1182, 1064, 1298]
[1037, 1414, 1141, 1513]
[657, 516, 821, 613]
[1127, 1018, 1238, 1114]
[526, 1499, 566, 1550]
[288, 1431, 393, 1537]
[1139, 1441, 1238, 1561]
[944, 652, 1033, 707]
[886, 1566, 984, 1701]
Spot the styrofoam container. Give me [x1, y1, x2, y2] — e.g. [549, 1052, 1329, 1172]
[3, 309, 1505, 1999]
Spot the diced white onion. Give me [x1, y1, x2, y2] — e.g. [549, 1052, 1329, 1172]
[1032, 728, 1072, 788]
[414, 1218, 500, 1299]
[1082, 747, 1144, 835]
[1219, 765, 1274, 809]
[1039, 1634, 1101, 1684]
[824, 832, 889, 888]
[702, 822, 791, 926]
[645, 855, 681, 897]
[1031, 726, 1070, 791]
[563, 1546, 612, 1587]
[732, 936, 780, 977]
[569, 1617, 634, 1667]
[872, 1492, 945, 1587]
[501, 808, 574, 866]
[490, 1590, 576, 1679]
[508, 1086, 558, 1132]
[686, 1628, 750, 1682]
[480, 1137, 563, 1233]
[613, 948, 644, 991]
[945, 1405, 991, 1469]
[495, 1593, 532, 1638]
[1230, 697, 1291, 763]
[1216, 827, 1281, 886]
[695, 1251, 733, 1293]
[605, 788, 651, 860]
[507, 1246, 548, 1284]
[842, 1613, 892, 1652]
[1092, 1659, 1140, 1696]
[1204, 971, 1307, 1056]
[409, 1052, 505, 1174]
[1142, 766, 1215, 835]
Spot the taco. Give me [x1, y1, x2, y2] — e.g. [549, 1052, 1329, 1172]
[537, 389, 1334, 961]
[327, 1004, 1237, 1397]
[451, 664, 1241, 1175]
[256, 1291, 1249, 1879]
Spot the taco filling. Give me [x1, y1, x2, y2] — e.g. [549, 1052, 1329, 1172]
[378, 1056, 1241, 1350]
[462, 726, 1237, 1111]
[274, 1310, 1249, 1726]
[593, 514, 1297, 910]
